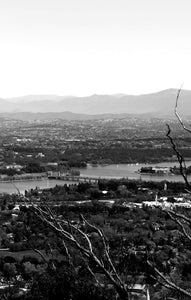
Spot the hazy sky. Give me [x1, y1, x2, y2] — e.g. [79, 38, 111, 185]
[0, 0, 191, 97]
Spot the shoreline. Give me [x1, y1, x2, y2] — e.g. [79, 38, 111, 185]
[0, 162, 189, 194]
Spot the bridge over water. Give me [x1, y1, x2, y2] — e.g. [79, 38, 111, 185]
[49, 175, 99, 184]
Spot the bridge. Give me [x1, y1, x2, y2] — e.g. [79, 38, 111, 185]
[48, 175, 100, 184]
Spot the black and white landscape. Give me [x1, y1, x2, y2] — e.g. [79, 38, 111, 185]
[0, 1, 191, 300]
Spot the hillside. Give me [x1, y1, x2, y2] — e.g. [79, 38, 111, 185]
[2, 89, 191, 115]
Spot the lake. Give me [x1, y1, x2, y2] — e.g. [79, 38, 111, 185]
[79, 162, 191, 182]
[0, 179, 76, 195]
[0, 161, 190, 194]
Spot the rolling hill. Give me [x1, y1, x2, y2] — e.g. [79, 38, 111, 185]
[1, 89, 191, 116]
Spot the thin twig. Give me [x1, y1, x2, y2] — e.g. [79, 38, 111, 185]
[175, 85, 191, 134]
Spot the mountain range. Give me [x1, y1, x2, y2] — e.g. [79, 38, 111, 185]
[0, 89, 191, 117]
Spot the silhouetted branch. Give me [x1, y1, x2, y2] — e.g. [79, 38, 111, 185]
[147, 88, 191, 299]
[175, 85, 191, 133]
[166, 123, 190, 189]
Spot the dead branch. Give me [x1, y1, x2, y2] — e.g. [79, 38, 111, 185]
[27, 240, 47, 263]
[61, 239, 75, 269]
[85, 263, 103, 287]
[80, 214, 124, 286]
[151, 87, 191, 298]
[147, 260, 191, 298]
[167, 211, 191, 243]
[31, 205, 129, 299]
[175, 86, 191, 134]
[167, 210, 191, 225]
[166, 123, 190, 189]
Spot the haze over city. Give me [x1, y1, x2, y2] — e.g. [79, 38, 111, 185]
[0, 0, 191, 98]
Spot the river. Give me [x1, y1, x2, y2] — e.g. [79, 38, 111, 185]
[0, 161, 190, 194]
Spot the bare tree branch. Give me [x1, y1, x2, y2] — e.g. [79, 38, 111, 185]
[31, 206, 129, 299]
[61, 239, 75, 269]
[85, 264, 103, 288]
[167, 210, 191, 225]
[167, 211, 191, 243]
[166, 123, 190, 189]
[147, 87, 191, 299]
[147, 260, 191, 298]
[175, 85, 191, 134]
[26, 238, 48, 264]
[80, 214, 125, 287]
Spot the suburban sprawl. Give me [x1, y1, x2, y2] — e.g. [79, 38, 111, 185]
[0, 114, 190, 299]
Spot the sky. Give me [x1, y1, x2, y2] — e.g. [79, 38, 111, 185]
[0, 0, 191, 98]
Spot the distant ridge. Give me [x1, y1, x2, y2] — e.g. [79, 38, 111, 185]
[0, 112, 143, 121]
[1, 89, 191, 115]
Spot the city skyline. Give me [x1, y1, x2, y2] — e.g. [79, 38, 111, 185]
[0, 0, 190, 98]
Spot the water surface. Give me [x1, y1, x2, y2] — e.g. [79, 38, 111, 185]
[0, 162, 190, 194]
